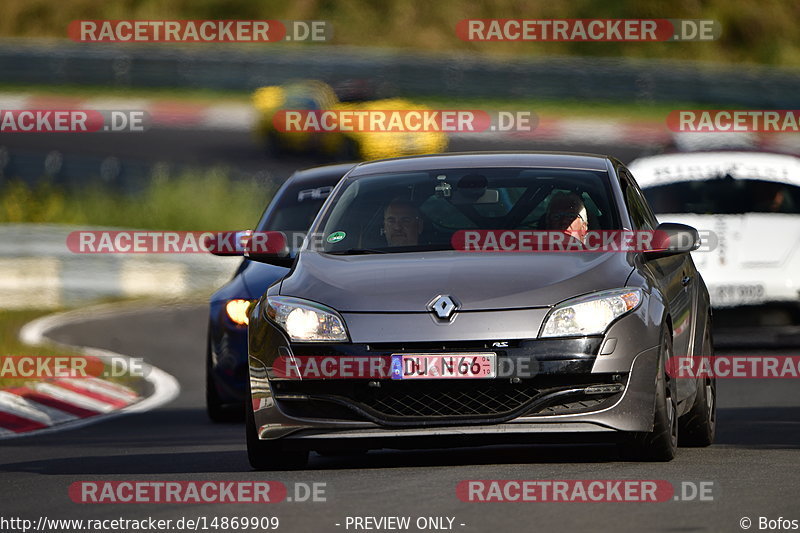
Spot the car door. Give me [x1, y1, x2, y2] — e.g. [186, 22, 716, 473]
[621, 167, 697, 404]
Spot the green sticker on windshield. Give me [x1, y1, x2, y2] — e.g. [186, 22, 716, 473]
[327, 231, 346, 243]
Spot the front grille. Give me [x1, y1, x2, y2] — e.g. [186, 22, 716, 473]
[367, 382, 540, 418]
[273, 374, 622, 426]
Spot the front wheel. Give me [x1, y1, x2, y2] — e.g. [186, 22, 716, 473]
[618, 330, 678, 462]
[206, 332, 243, 423]
[679, 320, 716, 446]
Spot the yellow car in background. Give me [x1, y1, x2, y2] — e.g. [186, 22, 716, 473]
[253, 80, 448, 161]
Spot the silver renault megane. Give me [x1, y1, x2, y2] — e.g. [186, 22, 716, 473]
[245, 152, 716, 469]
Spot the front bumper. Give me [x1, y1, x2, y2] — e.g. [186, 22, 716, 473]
[249, 343, 660, 442]
[208, 305, 250, 404]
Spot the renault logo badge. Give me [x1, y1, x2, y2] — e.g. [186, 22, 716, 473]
[429, 295, 458, 321]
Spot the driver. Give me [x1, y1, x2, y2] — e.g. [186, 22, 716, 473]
[383, 199, 424, 246]
[754, 183, 790, 213]
[545, 191, 589, 244]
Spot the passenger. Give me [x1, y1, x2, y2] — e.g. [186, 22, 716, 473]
[545, 191, 589, 245]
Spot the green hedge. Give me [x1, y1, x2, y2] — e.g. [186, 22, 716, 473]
[0, 0, 798, 66]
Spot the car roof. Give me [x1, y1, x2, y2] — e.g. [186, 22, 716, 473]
[628, 151, 800, 188]
[348, 152, 610, 176]
[288, 163, 357, 184]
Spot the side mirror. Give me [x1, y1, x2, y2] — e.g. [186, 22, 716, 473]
[244, 231, 299, 268]
[205, 230, 296, 267]
[644, 222, 701, 258]
[205, 230, 251, 256]
[245, 252, 295, 268]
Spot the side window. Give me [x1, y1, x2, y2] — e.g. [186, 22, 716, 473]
[620, 171, 655, 230]
[626, 171, 660, 228]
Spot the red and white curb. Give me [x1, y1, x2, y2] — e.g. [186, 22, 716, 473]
[0, 93, 256, 132]
[0, 304, 180, 439]
[450, 117, 673, 146]
[3, 92, 797, 151]
[0, 92, 668, 146]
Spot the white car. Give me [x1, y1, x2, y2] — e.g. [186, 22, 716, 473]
[629, 151, 800, 324]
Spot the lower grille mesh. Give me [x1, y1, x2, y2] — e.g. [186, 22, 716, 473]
[274, 374, 623, 423]
[366, 383, 541, 418]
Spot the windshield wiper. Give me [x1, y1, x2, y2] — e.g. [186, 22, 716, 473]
[327, 248, 389, 255]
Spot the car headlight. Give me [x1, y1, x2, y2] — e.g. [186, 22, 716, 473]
[540, 288, 642, 338]
[265, 296, 349, 342]
[226, 299, 256, 326]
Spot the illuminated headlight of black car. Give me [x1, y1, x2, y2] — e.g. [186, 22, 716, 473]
[226, 299, 256, 325]
[539, 288, 642, 338]
[265, 296, 349, 342]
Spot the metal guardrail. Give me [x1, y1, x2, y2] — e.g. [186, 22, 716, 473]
[0, 147, 274, 191]
[1, 40, 799, 107]
[0, 224, 240, 308]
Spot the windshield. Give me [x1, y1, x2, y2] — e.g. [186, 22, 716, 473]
[256, 182, 336, 232]
[312, 167, 620, 254]
[643, 178, 800, 215]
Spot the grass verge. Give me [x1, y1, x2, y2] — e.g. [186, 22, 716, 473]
[0, 310, 74, 389]
[1, 0, 799, 66]
[0, 309, 105, 389]
[0, 167, 274, 230]
[1, 308, 145, 394]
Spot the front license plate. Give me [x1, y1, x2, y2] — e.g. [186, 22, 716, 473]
[390, 353, 496, 380]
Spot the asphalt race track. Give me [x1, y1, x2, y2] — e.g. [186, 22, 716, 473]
[0, 127, 650, 183]
[1, 304, 799, 532]
[1, 127, 797, 531]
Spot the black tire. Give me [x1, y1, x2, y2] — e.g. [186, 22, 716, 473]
[245, 384, 309, 471]
[618, 330, 678, 462]
[679, 320, 716, 447]
[206, 332, 244, 423]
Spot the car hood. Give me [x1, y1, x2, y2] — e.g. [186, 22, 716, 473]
[210, 260, 289, 303]
[279, 251, 634, 312]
